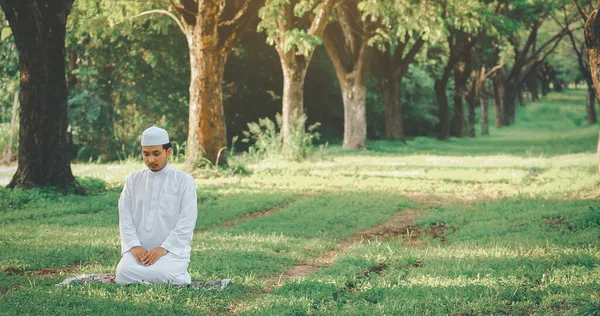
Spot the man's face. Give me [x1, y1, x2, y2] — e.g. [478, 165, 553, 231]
[142, 145, 172, 172]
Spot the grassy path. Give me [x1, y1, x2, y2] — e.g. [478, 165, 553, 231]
[1, 89, 599, 314]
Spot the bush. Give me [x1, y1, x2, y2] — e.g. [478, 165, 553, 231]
[239, 113, 321, 162]
[0, 122, 18, 162]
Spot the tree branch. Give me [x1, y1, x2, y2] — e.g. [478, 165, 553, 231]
[323, 21, 354, 74]
[572, 0, 589, 23]
[128, 9, 186, 35]
[308, 0, 336, 36]
[218, 0, 250, 27]
[220, 0, 265, 53]
[170, 0, 197, 26]
[393, 36, 425, 79]
[484, 63, 505, 79]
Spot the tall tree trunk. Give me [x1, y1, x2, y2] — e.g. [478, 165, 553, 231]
[375, 52, 405, 141]
[1, 0, 83, 193]
[452, 61, 467, 138]
[597, 131, 600, 176]
[187, 34, 228, 167]
[280, 59, 308, 151]
[480, 94, 489, 136]
[170, 0, 264, 168]
[517, 88, 525, 106]
[270, 0, 336, 152]
[525, 71, 539, 101]
[466, 80, 477, 138]
[391, 78, 405, 142]
[322, 1, 373, 150]
[492, 72, 505, 128]
[379, 68, 396, 139]
[373, 39, 424, 143]
[586, 9, 600, 117]
[435, 80, 451, 140]
[587, 84, 597, 124]
[339, 75, 368, 149]
[503, 80, 518, 125]
[374, 49, 397, 139]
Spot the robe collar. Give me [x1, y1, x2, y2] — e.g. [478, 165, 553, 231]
[148, 164, 171, 178]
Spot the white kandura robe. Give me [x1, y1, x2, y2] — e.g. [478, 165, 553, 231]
[115, 164, 198, 285]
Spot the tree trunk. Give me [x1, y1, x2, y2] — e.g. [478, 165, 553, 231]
[503, 80, 518, 125]
[492, 74, 505, 128]
[517, 88, 525, 106]
[373, 43, 421, 143]
[339, 75, 368, 149]
[1, 0, 82, 193]
[322, 3, 372, 150]
[480, 94, 489, 136]
[597, 131, 600, 176]
[451, 45, 472, 138]
[279, 55, 309, 152]
[435, 80, 450, 140]
[379, 70, 396, 139]
[525, 71, 539, 102]
[452, 89, 465, 137]
[391, 79, 405, 142]
[587, 84, 597, 124]
[171, 0, 263, 168]
[377, 61, 405, 142]
[539, 63, 552, 96]
[466, 80, 477, 138]
[186, 33, 228, 168]
[586, 9, 600, 126]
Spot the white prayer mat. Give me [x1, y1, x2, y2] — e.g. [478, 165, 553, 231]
[56, 273, 232, 291]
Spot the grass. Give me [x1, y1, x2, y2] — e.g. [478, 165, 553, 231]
[0, 88, 599, 315]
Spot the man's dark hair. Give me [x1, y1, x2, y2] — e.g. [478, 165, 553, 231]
[162, 142, 172, 150]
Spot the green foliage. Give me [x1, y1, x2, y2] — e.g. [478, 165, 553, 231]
[258, 0, 325, 56]
[75, 177, 107, 194]
[0, 17, 18, 125]
[63, 0, 189, 162]
[0, 27, 11, 41]
[240, 113, 321, 162]
[574, 286, 600, 316]
[362, 0, 445, 50]
[0, 122, 17, 159]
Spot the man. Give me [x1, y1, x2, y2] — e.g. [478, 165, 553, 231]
[116, 126, 198, 285]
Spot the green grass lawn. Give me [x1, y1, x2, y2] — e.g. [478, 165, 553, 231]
[1, 89, 599, 315]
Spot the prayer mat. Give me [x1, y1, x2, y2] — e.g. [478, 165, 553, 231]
[56, 273, 232, 291]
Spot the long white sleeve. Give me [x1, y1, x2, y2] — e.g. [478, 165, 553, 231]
[161, 175, 198, 257]
[118, 179, 141, 255]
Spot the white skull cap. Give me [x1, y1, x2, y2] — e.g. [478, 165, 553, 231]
[141, 126, 170, 146]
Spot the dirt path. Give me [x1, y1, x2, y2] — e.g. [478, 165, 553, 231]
[270, 209, 423, 285]
[220, 204, 289, 228]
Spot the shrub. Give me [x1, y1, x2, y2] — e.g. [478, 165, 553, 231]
[240, 113, 321, 162]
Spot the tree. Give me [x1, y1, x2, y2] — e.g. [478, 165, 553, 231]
[431, 0, 482, 140]
[370, 0, 441, 143]
[134, 0, 265, 167]
[561, 0, 596, 124]
[0, 0, 83, 193]
[322, 0, 381, 149]
[584, 1, 600, 175]
[174, 0, 266, 167]
[66, 1, 191, 162]
[500, 0, 569, 125]
[258, 0, 337, 153]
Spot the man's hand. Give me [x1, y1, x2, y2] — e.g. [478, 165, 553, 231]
[130, 246, 148, 265]
[141, 247, 168, 266]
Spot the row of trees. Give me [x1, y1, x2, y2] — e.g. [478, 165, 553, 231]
[0, 0, 597, 192]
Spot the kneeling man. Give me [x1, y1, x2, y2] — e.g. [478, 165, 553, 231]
[116, 126, 198, 285]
